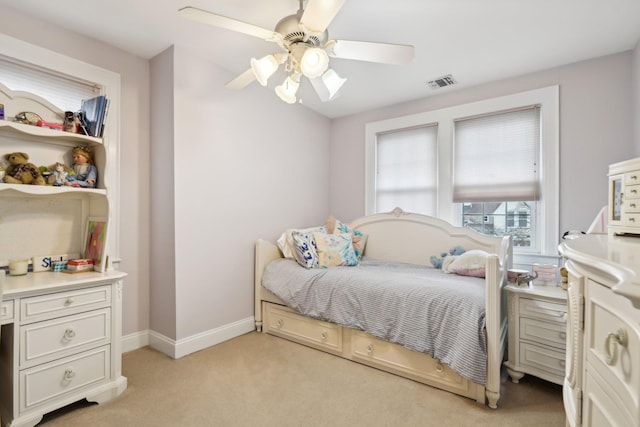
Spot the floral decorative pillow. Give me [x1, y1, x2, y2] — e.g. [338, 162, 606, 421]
[325, 216, 368, 260]
[442, 250, 489, 278]
[312, 232, 358, 268]
[292, 230, 321, 269]
[277, 225, 327, 259]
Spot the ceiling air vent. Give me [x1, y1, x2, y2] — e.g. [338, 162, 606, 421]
[427, 74, 457, 90]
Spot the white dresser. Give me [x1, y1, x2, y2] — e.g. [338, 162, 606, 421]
[559, 234, 640, 427]
[504, 284, 567, 385]
[0, 271, 126, 427]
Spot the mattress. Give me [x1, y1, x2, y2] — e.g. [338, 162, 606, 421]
[262, 257, 488, 384]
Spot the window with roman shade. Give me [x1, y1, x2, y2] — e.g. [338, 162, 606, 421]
[375, 125, 438, 215]
[453, 106, 540, 203]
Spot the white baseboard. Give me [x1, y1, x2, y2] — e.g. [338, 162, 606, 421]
[123, 317, 256, 359]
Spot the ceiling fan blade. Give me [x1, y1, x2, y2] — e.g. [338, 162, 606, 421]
[225, 69, 256, 90]
[328, 40, 415, 64]
[179, 6, 279, 41]
[300, 0, 347, 34]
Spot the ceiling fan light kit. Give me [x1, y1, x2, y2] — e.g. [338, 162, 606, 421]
[179, 0, 414, 104]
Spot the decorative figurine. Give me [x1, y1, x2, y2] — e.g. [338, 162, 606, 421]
[47, 162, 70, 186]
[65, 146, 97, 188]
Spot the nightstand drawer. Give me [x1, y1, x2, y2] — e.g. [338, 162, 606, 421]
[520, 317, 566, 349]
[20, 285, 111, 324]
[20, 345, 110, 413]
[518, 342, 565, 379]
[20, 308, 111, 368]
[519, 298, 566, 324]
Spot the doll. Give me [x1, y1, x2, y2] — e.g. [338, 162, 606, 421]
[65, 146, 97, 188]
[48, 162, 69, 186]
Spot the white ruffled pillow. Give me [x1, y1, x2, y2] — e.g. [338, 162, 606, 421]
[442, 250, 489, 278]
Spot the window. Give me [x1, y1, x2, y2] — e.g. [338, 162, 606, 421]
[375, 125, 438, 215]
[365, 86, 559, 257]
[453, 107, 540, 250]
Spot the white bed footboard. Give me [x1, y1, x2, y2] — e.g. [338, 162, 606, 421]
[254, 208, 512, 408]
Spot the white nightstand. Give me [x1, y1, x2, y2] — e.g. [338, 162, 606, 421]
[504, 284, 567, 385]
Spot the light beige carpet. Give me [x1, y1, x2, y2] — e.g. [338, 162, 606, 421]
[40, 332, 565, 426]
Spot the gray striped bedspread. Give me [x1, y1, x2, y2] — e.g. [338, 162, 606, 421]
[262, 257, 488, 385]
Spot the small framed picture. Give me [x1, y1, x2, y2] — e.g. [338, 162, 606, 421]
[83, 217, 108, 272]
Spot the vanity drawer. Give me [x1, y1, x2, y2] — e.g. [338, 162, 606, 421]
[519, 298, 566, 324]
[622, 213, 640, 227]
[20, 308, 111, 368]
[20, 345, 110, 413]
[1, 299, 15, 323]
[263, 303, 343, 355]
[520, 317, 566, 350]
[20, 285, 111, 324]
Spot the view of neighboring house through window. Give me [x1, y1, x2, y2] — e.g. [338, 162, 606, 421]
[366, 86, 558, 257]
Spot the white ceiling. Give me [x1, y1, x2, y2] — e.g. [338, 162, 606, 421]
[3, 0, 640, 119]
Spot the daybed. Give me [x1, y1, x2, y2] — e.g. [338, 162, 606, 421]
[254, 208, 512, 408]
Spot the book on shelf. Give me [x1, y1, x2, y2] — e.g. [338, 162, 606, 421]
[79, 95, 108, 137]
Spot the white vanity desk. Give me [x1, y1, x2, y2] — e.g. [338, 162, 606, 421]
[0, 270, 127, 427]
[559, 234, 640, 427]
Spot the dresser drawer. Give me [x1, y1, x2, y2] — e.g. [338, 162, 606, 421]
[20, 308, 111, 368]
[520, 317, 566, 350]
[263, 303, 343, 355]
[518, 342, 565, 380]
[20, 345, 110, 413]
[519, 298, 566, 324]
[20, 285, 111, 324]
[1, 299, 15, 324]
[586, 280, 640, 412]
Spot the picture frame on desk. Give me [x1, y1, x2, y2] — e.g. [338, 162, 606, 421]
[83, 216, 108, 272]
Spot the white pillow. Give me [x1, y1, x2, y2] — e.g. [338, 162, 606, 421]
[277, 225, 327, 259]
[442, 250, 489, 278]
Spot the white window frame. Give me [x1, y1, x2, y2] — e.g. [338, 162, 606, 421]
[0, 33, 122, 262]
[365, 86, 559, 257]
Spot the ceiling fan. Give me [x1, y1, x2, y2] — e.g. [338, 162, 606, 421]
[179, 0, 414, 104]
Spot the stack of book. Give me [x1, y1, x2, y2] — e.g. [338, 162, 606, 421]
[79, 95, 109, 137]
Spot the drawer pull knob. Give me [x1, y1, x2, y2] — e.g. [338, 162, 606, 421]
[559, 332, 566, 340]
[366, 343, 374, 354]
[631, 203, 637, 209]
[320, 331, 328, 342]
[559, 360, 565, 367]
[276, 319, 283, 328]
[561, 312, 568, 322]
[64, 298, 74, 305]
[62, 368, 76, 385]
[631, 188, 638, 194]
[435, 363, 444, 374]
[631, 175, 638, 181]
[605, 329, 628, 366]
[63, 328, 76, 341]
[630, 218, 636, 223]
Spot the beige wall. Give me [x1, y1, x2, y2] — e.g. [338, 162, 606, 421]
[329, 52, 635, 238]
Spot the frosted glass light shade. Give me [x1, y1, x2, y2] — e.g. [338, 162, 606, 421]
[322, 69, 347, 99]
[275, 76, 300, 104]
[251, 55, 279, 86]
[300, 48, 329, 79]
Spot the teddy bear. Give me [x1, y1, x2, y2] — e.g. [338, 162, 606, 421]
[430, 245, 466, 269]
[3, 152, 46, 185]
